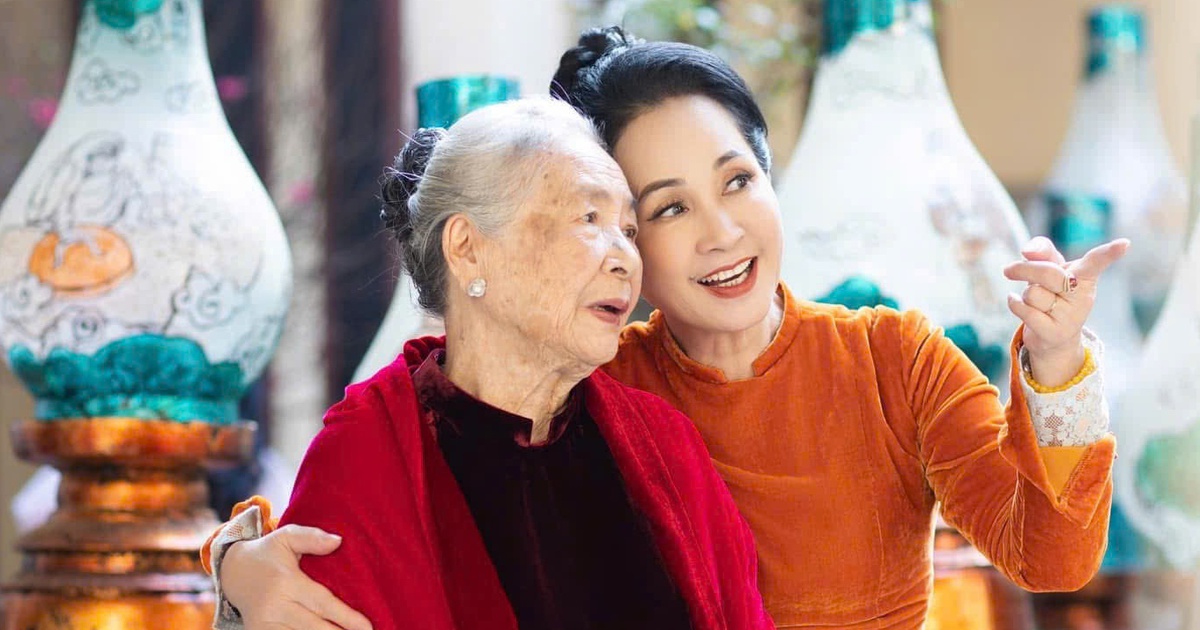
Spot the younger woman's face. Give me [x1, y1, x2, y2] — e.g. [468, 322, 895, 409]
[612, 95, 783, 335]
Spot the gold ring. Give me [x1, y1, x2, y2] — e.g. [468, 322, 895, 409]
[1062, 273, 1078, 295]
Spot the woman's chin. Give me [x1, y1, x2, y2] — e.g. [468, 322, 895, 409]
[571, 336, 622, 371]
[685, 283, 777, 334]
[711, 305, 773, 334]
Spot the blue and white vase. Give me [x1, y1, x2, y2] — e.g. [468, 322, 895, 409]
[0, 0, 293, 425]
[777, 0, 1028, 389]
[1028, 6, 1185, 572]
[1030, 5, 1185, 336]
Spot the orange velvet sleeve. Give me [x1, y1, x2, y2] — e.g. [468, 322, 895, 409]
[899, 312, 1113, 592]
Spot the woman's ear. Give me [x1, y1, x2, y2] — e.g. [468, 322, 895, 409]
[442, 213, 483, 291]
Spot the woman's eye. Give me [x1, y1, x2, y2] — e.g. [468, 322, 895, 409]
[653, 202, 686, 220]
[724, 173, 752, 193]
[583, 211, 598, 223]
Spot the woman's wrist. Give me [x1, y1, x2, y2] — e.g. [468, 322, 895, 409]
[1026, 339, 1087, 389]
[218, 539, 252, 612]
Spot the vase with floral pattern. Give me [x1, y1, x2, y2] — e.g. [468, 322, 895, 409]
[776, 0, 1028, 393]
[0, 0, 291, 425]
[0, 0, 290, 627]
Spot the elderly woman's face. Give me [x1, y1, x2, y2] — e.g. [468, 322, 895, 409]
[479, 136, 641, 368]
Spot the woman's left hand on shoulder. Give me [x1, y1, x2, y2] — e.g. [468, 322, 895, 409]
[1002, 236, 1130, 387]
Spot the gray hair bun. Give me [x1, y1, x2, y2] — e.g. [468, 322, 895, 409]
[380, 127, 448, 241]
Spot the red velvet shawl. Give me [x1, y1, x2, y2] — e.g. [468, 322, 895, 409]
[278, 336, 774, 630]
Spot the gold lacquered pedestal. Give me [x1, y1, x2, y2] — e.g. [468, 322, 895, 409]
[929, 526, 1037, 630]
[1032, 571, 1198, 630]
[2, 418, 254, 629]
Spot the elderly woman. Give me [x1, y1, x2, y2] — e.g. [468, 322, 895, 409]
[204, 97, 772, 630]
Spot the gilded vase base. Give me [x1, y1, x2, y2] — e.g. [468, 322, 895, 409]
[1031, 571, 1198, 630]
[1, 418, 254, 629]
[929, 525, 1036, 630]
[2, 593, 214, 630]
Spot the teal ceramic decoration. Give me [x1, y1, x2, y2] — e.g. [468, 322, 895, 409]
[815, 276, 899, 310]
[1086, 5, 1145, 78]
[10, 334, 244, 423]
[1101, 503, 1149, 571]
[94, 0, 166, 30]
[822, 0, 906, 55]
[416, 75, 519, 129]
[1136, 419, 1200, 520]
[814, 277, 1005, 381]
[1045, 192, 1113, 260]
[942, 324, 1005, 383]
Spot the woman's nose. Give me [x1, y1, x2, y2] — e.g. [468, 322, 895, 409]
[607, 232, 641, 279]
[697, 207, 745, 253]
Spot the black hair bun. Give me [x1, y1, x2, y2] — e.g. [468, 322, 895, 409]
[551, 25, 640, 102]
[380, 127, 447, 239]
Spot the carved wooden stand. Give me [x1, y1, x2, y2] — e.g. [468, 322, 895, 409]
[2, 418, 253, 629]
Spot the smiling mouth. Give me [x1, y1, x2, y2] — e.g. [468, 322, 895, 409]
[698, 258, 755, 288]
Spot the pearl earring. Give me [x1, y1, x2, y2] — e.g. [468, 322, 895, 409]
[466, 278, 487, 298]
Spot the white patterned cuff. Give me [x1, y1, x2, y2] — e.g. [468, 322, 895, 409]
[211, 506, 266, 630]
[1020, 328, 1110, 447]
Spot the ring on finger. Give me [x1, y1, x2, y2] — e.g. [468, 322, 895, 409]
[1062, 272, 1078, 295]
[1022, 284, 1057, 313]
[1045, 294, 1059, 315]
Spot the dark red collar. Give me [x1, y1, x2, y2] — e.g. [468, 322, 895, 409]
[411, 349, 582, 448]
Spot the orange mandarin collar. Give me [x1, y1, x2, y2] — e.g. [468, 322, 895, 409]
[647, 283, 803, 384]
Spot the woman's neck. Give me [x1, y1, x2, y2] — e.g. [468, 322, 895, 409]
[666, 291, 786, 381]
[442, 316, 590, 445]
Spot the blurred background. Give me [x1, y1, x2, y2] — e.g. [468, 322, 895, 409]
[0, 0, 1198, 615]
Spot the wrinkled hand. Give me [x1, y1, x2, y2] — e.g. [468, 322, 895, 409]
[1002, 236, 1130, 387]
[222, 524, 372, 630]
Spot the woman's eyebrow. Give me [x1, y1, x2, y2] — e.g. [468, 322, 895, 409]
[636, 178, 684, 204]
[634, 150, 744, 203]
[714, 149, 743, 169]
[577, 185, 637, 215]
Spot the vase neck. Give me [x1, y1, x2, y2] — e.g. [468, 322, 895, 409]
[416, 75, 520, 128]
[1080, 7, 1153, 108]
[822, 0, 932, 56]
[59, 0, 218, 117]
[810, 1, 949, 110]
[1061, 6, 1164, 157]
[1085, 5, 1145, 81]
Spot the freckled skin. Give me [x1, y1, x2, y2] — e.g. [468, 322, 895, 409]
[472, 136, 642, 372]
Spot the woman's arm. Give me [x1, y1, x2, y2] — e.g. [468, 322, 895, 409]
[901, 309, 1114, 591]
[203, 499, 370, 630]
